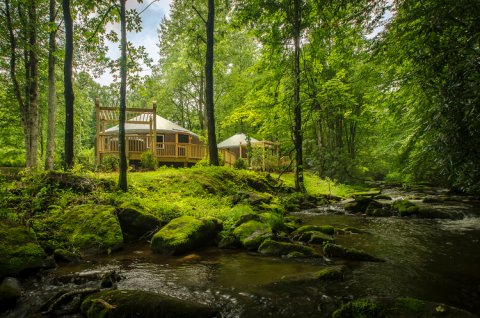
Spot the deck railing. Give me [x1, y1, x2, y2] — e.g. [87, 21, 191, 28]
[98, 135, 207, 161]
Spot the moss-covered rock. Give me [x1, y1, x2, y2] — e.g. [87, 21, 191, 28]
[116, 203, 162, 242]
[258, 239, 318, 257]
[323, 243, 383, 262]
[374, 194, 392, 200]
[258, 212, 285, 232]
[315, 265, 346, 280]
[151, 216, 221, 255]
[308, 232, 335, 244]
[333, 297, 476, 318]
[332, 299, 384, 318]
[55, 204, 123, 255]
[366, 202, 393, 217]
[344, 197, 373, 214]
[293, 224, 335, 237]
[53, 248, 82, 263]
[0, 219, 48, 277]
[0, 277, 21, 313]
[392, 200, 419, 216]
[232, 220, 272, 250]
[80, 290, 219, 318]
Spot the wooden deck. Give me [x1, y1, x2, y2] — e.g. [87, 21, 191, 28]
[97, 134, 237, 166]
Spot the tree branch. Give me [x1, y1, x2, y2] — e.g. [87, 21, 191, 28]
[192, 5, 206, 24]
[87, 4, 117, 42]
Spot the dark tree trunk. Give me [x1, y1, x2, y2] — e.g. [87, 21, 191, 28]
[63, 0, 74, 170]
[45, 0, 57, 170]
[118, 0, 128, 191]
[26, 0, 39, 169]
[198, 70, 205, 132]
[205, 0, 219, 165]
[293, 0, 304, 191]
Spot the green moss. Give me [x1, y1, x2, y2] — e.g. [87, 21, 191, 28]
[314, 265, 346, 280]
[56, 204, 123, 254]
[308, 232, 334, 244]
[293, 224, 335, 236]
[258, 239, 318, 257]
[116, 203, 162, 242]
[81, 290, 218, 318]
[323, 243, 382, 262]
[393, 297, 425, 312]
[258, 212, 285, 232]
[392, 200, 419, 216]
[151, 216, 220, 255]
[374, 194, 392, 200]
[0, 219, 47, 277]
[332, 299, 384, 318]
[285, 251, 305, 259]
[233, 220, 272, 250]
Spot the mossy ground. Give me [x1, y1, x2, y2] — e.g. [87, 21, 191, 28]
[0, 166, 357, 258]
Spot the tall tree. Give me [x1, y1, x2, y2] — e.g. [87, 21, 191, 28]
[3, 0, 41, 169]
[205, 0, 219, 165]
[118, 0, 127, 191]
[63, 0, 74, 169]
[45, 0, 57, 170]
[292, 0, 304, 191]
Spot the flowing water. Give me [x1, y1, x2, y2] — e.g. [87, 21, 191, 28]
[4, 187, 480, 317]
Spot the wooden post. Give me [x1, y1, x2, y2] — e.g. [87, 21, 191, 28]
[95, 98, 100, 166]
[152, 101, 157, 157]
[175, 133, 178, 157]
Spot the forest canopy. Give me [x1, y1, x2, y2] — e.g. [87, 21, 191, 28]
[0, 0, 478, 193]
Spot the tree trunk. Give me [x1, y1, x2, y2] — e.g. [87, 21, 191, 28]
[5, 0, 28, 167]
[205, 0, 219, 165]
[118, 0, 128, 191]
[293, 0, 304, 191]
[27, 0, 39, 170]
[63, 0, 74, 169]
[45, 0, 57, 170]
[198, 70, 205, 132]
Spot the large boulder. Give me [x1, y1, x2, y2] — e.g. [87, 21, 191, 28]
[392, 200, 419, 216]
[258, 239, 319, 257]
[116, 203, 162, 242]
[232, 220, 272, 250]
[344, 197, 373, 214]
[0, 277, 21, 313]
[80, 290, 220, 318]
[0, 219, 49, 277]
[55, 204, 123, 255]
[151, 216, 221, 255]
[323, 243, 383, 262]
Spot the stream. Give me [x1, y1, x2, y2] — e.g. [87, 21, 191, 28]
[3, 187, 480, 317]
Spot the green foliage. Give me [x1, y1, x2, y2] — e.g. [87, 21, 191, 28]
[233, 157, 247, 170]
[99, 155, 119, 172]
[140, 151, 157, 171]
[76, 148, 95, 171]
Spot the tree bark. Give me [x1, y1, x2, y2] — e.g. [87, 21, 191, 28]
[293, 0, 305, 191]
[45, 0, 57, 170]
[63, 0, 74, 170]
[205, 0, 219, 165]
[26, 0, 39, 170]
[118, 0, 128, 191]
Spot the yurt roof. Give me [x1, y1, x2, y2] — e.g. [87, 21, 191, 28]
[104, 114, 197, 136]
[217, 133, 259, 148]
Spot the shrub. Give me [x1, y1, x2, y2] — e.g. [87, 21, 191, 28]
[233, 157, 247, 170]
[140, 151, 157, 171]
[76, 148, 95, 171]
[99, 155, 119, 172]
